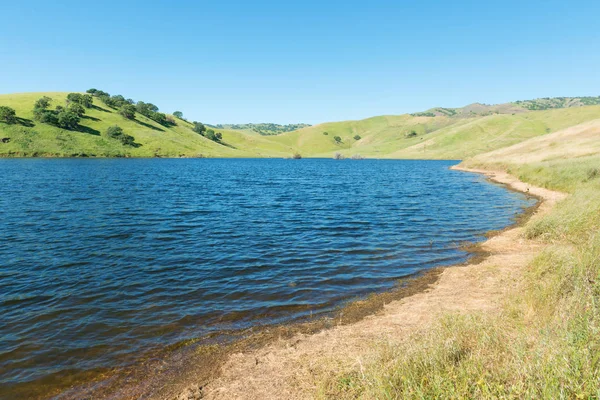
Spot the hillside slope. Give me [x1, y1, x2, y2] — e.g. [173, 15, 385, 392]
[1, 92, 600, 159]
[0, 93, 293, 158]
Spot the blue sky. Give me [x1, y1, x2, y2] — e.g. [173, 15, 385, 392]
[1, 0, 599, 124]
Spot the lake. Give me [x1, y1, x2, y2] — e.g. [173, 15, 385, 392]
[0, 158, 535, 397]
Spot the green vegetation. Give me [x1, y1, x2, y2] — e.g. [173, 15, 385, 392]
[0, 106, 16, 124]
[2, 92, 600, 159]
[209, 122, 311, 136]
[317, 126, 600, 399]
[353, 135, 361, 140]
[105, 125, 136, 146]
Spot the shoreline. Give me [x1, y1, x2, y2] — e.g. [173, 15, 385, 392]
[49, 165, 551, 400]
[172, 165, 565, 400]
[46, 165, 555, 400]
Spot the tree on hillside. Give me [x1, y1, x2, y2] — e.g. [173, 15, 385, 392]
[173, 111, 183, 119]
[353, 135, 361, 140]
[67, 93, 93, 108]
[0, 106, 17, 124]
[34, 96, 52, 111]
[119, 104, 136, 120]
[68, 103, 86, 116]
[323, 131, 328, 135]
[193, 121, 206, 135]
[333, 135, 342, 144]
[33, 96, 54, 122]
[106, 125, 136, 146]
[57, 110, 80, 130]
[86, 88, 98, 95]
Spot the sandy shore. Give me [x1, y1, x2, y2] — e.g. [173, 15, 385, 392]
[164, 167, 565, 400]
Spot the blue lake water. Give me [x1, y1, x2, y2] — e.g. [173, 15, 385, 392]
[0, 158, 535, 397]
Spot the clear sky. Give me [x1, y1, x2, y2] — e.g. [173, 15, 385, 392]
[1, 0, 599, 124]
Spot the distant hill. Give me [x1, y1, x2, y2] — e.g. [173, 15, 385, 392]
[1, 93, 599, 159]
[411, 96, 600, 118]
[206, 123, 311, 135]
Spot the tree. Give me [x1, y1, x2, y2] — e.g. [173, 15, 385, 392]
[81, 94, 94, 108]
[34, 96, 52, 111]
[323, 131, 328, 135]
[86, 88, 98, 95]
[0, 106, 17, 124]
[193, 121, 206, 135]
[204, 129, 217, 141]
[119, 104, 136, 120]
[57, 110, 80, 129]
[215, 132, 223, 141]
[406, 130, 418, 138]
[33, 96, 53, 121]
[173, 111, 183, 119]
[333, 135, 342, 143]
[106, 125, 136, 146]
[68, 103, 86, 116]
[353, 135, 361, 140]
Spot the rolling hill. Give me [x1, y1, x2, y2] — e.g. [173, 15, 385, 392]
[1, 92, 599, 159]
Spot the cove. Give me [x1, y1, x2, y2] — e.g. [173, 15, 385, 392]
[0, 158, 535, 397]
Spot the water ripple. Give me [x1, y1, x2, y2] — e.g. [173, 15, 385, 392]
[0, 158, 535, 396]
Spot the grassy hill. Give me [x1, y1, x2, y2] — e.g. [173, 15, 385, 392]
[1, 92, 600, 159]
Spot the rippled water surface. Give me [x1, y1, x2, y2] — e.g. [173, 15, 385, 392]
[0, 158, 535, 396]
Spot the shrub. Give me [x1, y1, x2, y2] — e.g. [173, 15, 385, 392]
[292, 153, 302, 159]
[67, 103, 86, 116]
[119, 104, 136, 120]
[406, 130, 418, 138]
[323, 131, 329, 135]
[0, 106, 17, 124]
[333, 136, 342, 143]
[351, 154, 364, 160]
[334, 152, 344, 160]
[193, 122, 206, 135]
[67, 93, 93, 108]
[353, 135, 361, 140]
[34, 96, 52, 111]
[106, 125, 136, 146]
[57, 110, 80, 130]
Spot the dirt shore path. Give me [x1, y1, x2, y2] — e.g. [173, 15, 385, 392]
[175, 167, 565, 400]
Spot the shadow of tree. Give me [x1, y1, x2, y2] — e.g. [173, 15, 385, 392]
[134, 118, 165, 132]
[16, 117, 35, 127]
[77, 125, 101, 136]
[91, 105, 112, 113]
[218, 141, 237, 149]
[81, 115, 101, 122]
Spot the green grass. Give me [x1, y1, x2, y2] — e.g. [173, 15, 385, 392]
[317, 142, 600, 399]
[3, 92, 600, 159]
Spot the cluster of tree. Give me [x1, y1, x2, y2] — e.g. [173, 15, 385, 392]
[86, 89, 174, 126]
[208, 123, 311, 136]
[105, 125, 136, 146]
[193, 121, 222, 142]
[0, 106, 17, 124]
[32, 95, 88, 130]
[514, 96, 600, 110]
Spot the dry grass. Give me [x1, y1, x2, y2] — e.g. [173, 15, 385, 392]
[319, 157, 600, 399]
